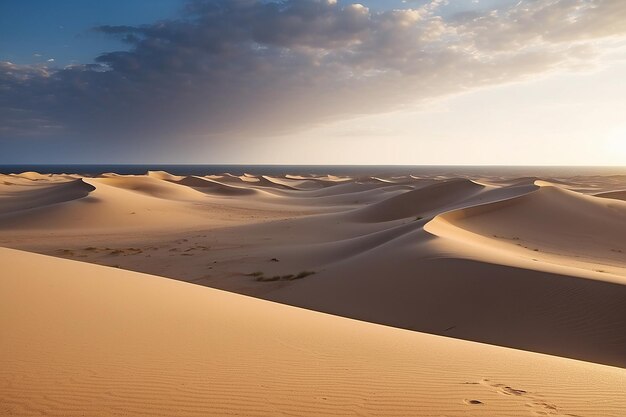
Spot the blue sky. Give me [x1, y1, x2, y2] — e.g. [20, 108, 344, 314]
[1, 0, 624, 164]
[0, 0, 518, 66]
[0, 0, 183, 66]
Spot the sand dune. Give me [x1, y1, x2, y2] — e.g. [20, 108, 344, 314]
[11, 171, 54, 181]
[235, 175, 299, 190]
[261, 175, 323, 190]
[266, 251, 626, 367]
[0, 179, 202, 231]
[427, 184, 626, 271]
[258, 182, 626, 367]
[208, 173, 294, 191]
[146, 170, 184, 181]
[302, 179, 406, 197]
[0, 177, 253, 231]
[174, 175, 258, 196]
[596, 189, 626, 201]
[94, 175, 207, 200]
[352, 178, 484, 222]
[223, 182, 625, 367]
[1, 171, 625, 372]
[1, 172, 78, 186]
[2, 247, 625, 417]
[0, 178, 95, 214]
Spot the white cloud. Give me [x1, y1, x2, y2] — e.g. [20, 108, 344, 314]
[1, 0, 625, 157]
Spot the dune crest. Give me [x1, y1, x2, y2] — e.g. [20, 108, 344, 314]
[425, 184, 626, 274]
[353, 178, 484, 222]
[0, 178, 95, 214]
[174, 175, 258, 196]
[1, 171, 625, 369]
[146, 170, 183, 181]
[596, 190, 626, 201]
[13, 171, 52, 181]
[93, 175, 208, 200]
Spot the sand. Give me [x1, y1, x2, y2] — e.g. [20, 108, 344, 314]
[2, 247, 626, 416]
[1, 170, 625, 415]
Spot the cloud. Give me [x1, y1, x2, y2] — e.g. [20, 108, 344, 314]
[1, 0, 625, 158]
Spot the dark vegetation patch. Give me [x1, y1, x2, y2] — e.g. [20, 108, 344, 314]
[248, 270, 316, 282]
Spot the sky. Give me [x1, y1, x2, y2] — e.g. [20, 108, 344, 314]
[1, 0, 625, 165]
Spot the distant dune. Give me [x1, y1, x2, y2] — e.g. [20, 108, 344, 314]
[596, 189, 626, 201]
[353, 178, 484, 222]
[0, 178, 95, 214]
[174, 175, 258, 196]
[1, 170, 625, 415]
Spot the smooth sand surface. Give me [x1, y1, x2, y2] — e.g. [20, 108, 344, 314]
[596, 189, 626, 201]
[2, 247, 626, 417]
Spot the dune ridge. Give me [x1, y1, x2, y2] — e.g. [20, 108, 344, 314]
[174, 175, 258, 196]
[426, 184, 626, 272]
[353, 178, 484, 222]
[596, 190, 626, 201]
[0, 178, 95, 214]
[1, 170, 625, 369]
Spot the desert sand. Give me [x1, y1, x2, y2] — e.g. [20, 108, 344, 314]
[1, 169, 625, 415]
[2, 247, 626, 416]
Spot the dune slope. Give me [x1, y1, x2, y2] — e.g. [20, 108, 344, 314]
[426, 184, 626, 271]
[1, 247, 626, 417]
[174, 175, 257, 196]
[352, 178, 484, 222]
[1, 172, 625, 372]
[596, 190, 626, 201]
[0, 179, 95, 214]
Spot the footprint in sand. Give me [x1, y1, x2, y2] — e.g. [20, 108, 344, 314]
[463, 399, 483, 405]
[475, 379, 581, 417]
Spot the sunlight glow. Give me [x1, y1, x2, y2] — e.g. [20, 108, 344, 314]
[605, 127, 626, 159]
